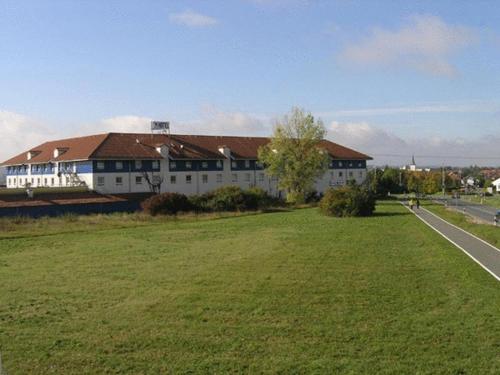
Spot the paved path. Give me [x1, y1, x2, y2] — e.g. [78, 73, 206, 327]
[404, 203, 500, 281]
[435, 198, 499, 224]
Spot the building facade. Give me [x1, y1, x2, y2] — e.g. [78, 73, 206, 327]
[2, 133, 372, 196]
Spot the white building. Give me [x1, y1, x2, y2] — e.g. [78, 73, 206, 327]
[492, 178, 500, 193]
[400, 155, 430, 173]
[1, 133, 372, 196]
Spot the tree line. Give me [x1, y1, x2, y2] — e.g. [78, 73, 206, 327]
[366, 168, 461, 196]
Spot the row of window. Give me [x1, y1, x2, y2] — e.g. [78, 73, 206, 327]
[169, 173, 267, 185]
[97, 173, 269, 187]
[330, 170, 364, 179]
[96, 160, 159, 171]
[329, 161, 365, 168]
[7, 176, 63, 187]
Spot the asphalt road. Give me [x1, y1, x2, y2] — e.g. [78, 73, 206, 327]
[406, 204, 500, 281]
[436, 198, 499, 224]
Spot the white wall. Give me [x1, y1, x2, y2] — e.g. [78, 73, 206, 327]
[6, 158, 368, 197]
[0, 167, 6, 186]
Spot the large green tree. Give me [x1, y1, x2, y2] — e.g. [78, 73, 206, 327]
[258, 107, 329, 203]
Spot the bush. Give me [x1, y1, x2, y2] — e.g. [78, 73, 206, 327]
[305, 190, 322, 203]
[143, 187, 281, 215]
[319, 186, 376, 217]
[205, 186, 248, 212]
[141, 192, 191, 216]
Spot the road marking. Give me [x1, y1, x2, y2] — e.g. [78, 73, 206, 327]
[421, 206, 500, 254]
[401, 203, 500, 282]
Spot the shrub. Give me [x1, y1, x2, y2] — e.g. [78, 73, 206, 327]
[319, 186, 376, 217]
[205, 186, 247, 212]
[305, 190, 322, 203]
[141, 192, 191, 216]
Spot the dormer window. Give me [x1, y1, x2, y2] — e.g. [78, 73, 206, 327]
[201, 161, 208, 169]
[244, 160, 250, 168]
[27, 150, 40, 160]
[53, 148, 68, 158]
[185, 161, 192, 169]
[216, 160, 222, 169]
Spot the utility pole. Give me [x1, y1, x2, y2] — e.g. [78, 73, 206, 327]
[442, 165, 445, 199]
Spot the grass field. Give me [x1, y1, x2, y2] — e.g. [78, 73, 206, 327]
[460, 194, 500, 209]
[2, 202, 500, 374]
[424, 202, 500, 248]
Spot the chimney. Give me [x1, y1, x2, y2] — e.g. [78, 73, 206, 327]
[156, 144, 169, 158]
[218, 146, 231, 158]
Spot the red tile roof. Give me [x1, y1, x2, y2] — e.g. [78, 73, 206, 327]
[2, 132, 372, 165]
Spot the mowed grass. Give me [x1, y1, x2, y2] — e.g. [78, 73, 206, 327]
[424, 202, 500, 248]
[1, 202, 500, 374]
[460, 194, 500, 210]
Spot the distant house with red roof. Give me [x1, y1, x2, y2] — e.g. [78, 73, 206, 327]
[1, 133, 372, 196]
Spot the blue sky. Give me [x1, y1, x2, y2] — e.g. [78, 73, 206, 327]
[1, 0, 499, 165]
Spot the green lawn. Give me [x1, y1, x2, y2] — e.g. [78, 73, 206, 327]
[460, 194, 500, 209]
[1, 202, 500, 374]
[423, 202, 500, 248]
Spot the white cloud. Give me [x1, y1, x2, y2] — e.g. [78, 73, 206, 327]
[0, 110, 57, 162]
[328, 121, 500, 167]
[339, 15, 477, 77]
[79, 115, 153, 135]
[169, 10, 218, 28]
[318, 101, 500, 118]
[176, 105, 269, 136]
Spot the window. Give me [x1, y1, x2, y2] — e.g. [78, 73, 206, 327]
[135, 176, 143, 185]
[338, 161, 343, 167]
[201, 161, 208, 169]
[37, 178, 41, 185]
[51, 178, 55, 186]
[359, 171, 364, 178]
[349, 171, 353, 178]
[232, 173, 238, 182]
[358, 162, 363, 167]
[170, 175, 176, 184]
[44, 178, 47, 185]
[185, 161, 192, 169]
[202, 174, 208, 184]
[31, 178, 34, 184]
[186, 175, 192, 184]
[97, 161, 105, 170]
[231, 161, 237, 169]
[216, 160, 222, 169]
[115, 177, 123, 185]
[244, 160, 250, 168]
[152, 160, 159, 170]
[216, 174, 223, 183]
[152, 175, 161, 185]
[169, 162, 177, 170]
[135, 160, 142, 169]
[245, 173, 251, 182]
[338, 172, 343, 178]
[116, 161, 123, 170]
[256, 161, 263, 169]
[259, 173, 265, 182]
[97, 176, 105, 186]
[349, 162, 353, 167]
